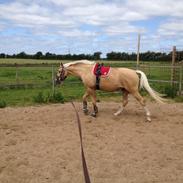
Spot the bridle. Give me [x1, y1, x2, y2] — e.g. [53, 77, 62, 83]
[56, 63, 67, 84]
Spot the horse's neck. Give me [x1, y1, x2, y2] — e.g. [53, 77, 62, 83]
[67, 64, 92, 77]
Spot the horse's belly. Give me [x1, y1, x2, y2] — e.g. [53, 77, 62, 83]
[100, 79, 123, 92]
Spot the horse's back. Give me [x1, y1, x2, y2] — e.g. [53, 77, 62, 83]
[107, 67, 139, 92]
[112, 67, 138, 79]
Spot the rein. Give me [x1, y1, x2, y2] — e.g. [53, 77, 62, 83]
[71, 102, 91, 183]
[60, 64, 66, 82]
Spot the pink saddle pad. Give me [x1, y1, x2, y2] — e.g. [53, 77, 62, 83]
[93, 63, 111, 77]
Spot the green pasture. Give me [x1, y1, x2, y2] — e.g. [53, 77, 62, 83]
[0, 59, 182, 107]
[0, 67, 52, 85]
[0, 83, 123, 106]
[0, 58, 62, 65]
[0, 58, 172, 65]
[0, 60, 178, 85]
[0, 84, 82, 106]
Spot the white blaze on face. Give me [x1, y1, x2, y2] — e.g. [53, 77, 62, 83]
[57, 68, 61, 77]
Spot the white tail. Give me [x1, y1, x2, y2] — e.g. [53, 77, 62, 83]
[136, 70, 166, 104]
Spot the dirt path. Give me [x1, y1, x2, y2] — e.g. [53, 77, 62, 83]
[0, 100, 183, 183]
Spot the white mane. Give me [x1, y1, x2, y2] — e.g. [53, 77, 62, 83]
[64, 60, 95, 68]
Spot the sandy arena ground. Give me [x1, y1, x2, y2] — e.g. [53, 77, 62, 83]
[0, 98, 183, 183]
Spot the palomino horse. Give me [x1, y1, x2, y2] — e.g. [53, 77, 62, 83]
[56, 60, 165, 122]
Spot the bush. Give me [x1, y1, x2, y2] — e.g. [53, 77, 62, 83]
[47, 91, 64, 103]
[164, 86, 178, 98]
[33, 92, 45, 103]
[0, 100, 6, 108]
[175, 96, 183, 102]
[33, 91, 64, 104]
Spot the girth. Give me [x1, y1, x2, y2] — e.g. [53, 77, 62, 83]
[95, 63, 103, 90]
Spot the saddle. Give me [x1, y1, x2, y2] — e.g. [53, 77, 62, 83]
[93, 63, 110, 90]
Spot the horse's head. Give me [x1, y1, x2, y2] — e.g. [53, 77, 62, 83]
[55, 63, 68, 85]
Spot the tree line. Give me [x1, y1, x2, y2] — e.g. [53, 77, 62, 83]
[0, 50, 183, 62]
[0, 52, 102, 60]
[106, 51, 183, 61]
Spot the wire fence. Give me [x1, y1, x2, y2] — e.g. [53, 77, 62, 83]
[0, 63, 182, 96]
[139, 64, 183, 96]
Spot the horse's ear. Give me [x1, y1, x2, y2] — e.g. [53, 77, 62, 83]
[60, 62, 63, 67]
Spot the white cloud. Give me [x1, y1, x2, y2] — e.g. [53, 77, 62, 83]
[0, 0, 183, 53]
[0, 1, 76, 28]
[158, 19, 183, 35]
[58, 29, 97, 37]
[104, 23, 146, 35]
[61, 3, 125, 27]
[127, 0, 183, 18]
[47, 0, 99, 7]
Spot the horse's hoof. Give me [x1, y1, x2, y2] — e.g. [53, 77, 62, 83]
[83, 109, 89, 115]
[146, 117, 151, 122]
[114, 111, 122, 116]
[90, 112, 96, 117]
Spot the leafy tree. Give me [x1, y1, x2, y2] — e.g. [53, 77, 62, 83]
[1, 50, 183, 62]
[16, 52, 27, 58]
[34, 51, 43, 59]
[0, 53, 5, 58]
[93, 52, 102, 60]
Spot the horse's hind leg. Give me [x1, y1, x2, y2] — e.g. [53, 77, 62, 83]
[114, 90, 129, 116]
[132, 91, 151, 122]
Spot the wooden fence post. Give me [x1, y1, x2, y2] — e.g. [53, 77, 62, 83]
[15, 63, 19, 84]
[179, 66, 183, 95]
[171, 46, 176, 87]
[52, 65, 55, 95]
[136, 33, 141, 69]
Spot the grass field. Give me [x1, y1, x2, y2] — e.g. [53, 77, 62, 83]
[0, 83, 123, 106]
[0, 58, 182, 107]
[0, 58, 62, 64]
[0, 58, 172, 65]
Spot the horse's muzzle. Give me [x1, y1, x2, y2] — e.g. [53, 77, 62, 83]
[55, 76, 67, 85]
[55, 77, 61, 85]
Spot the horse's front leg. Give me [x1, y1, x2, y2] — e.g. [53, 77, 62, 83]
[82, 91, 89, 114]
[90, 90, 98, 117]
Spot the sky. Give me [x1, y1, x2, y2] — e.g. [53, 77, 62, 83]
[0, 0, 183, 56]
